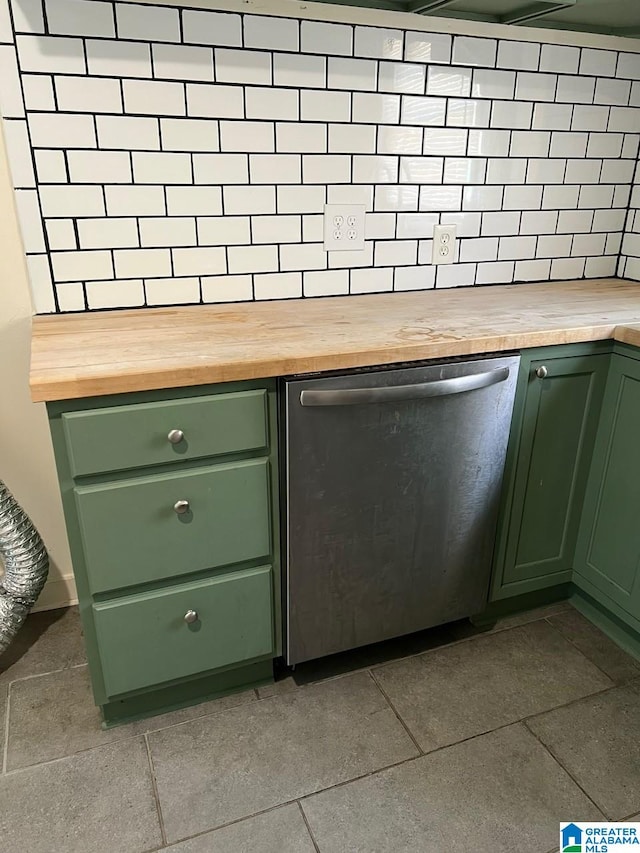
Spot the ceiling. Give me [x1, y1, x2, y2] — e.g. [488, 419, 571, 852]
[317, 0, 640, 38]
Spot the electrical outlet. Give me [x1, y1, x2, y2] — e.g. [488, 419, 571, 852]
[432, 224, 457, 265]
[324, 204, 366, 252]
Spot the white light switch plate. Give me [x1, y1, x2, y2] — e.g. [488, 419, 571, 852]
[432, 224, 457, 265]
[324, 204, 366, 252]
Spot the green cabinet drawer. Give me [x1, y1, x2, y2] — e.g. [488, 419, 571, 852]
[75, 458, 271, 594]
[93, 565, 274, 697]
[62, 389, 268, 477]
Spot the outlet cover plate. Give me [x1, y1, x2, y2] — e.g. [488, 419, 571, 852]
[324, 204, 366, 252]
[432, 224, 457, 265]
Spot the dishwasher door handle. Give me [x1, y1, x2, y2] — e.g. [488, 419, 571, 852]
[299, 366, 511, 407]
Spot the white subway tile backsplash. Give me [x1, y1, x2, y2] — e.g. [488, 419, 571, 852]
[594, 78, 631, 107]
[573, 232, 606, 256]
[436, 262, 476, 288]
[229, 246, 278, 274]
[68, 150, 132, 184]
[467, 128, 510, 156]
[503, 184, 543, 210]
[303, 269, 349, 296]
[375, 239, 417, 266]
[418, 184, 460, 211]
[497, 40, 539, 72]
[462, 185, 503, 211]
[601, 158, 636, 183]
[220, 121, 274, 152]
[11, 0, 44, 33]
[423, 127, 467, 156]
[396, 212, 437, 239]
[555, 75, 595, 104]
[379, 184, 419, 211]
[193, 154, 249, 185]
[47, 0, 113, 37]
[198, 216, 251, 245]
[404, 31, 451, 65]
[586, 132, 623, 158]
[498, 235, 536, 260]
[515, 258, 551, 280]
[403, 95, 446, 126]
[585, 255, 617, 277]
[394, 264, 435, 290]
[453, 37, 496, 68]
[166, 185, 222, 216]
[16, 34, 85, 74]
[622, 134, 640, 158]
[86, 39, 151, 77]
[444, 157, 487, 184]
[580, 49, 617, 78]
[565, 158, 601, 183]
[201, 274, 252, 303]
[280, 242, 327, 272]
[251, 214, 300, 244]
[539, 44, 579, 74]
[251, 154, 301, 184]
[557, 209, 594, 233]
[549, 131, 588, 158]
[354, 92, 401, 124]
[132, 151, 191, 184]
[55, 282, 85, 311]
[476, 260, 514, 283]
[224, 185, 276, 215]
[52, 249, 113, 282]
[29, 112, 96, 148]
[617, 53, 640, 81]
[303, 154, 351, 184]
[14, 190, 44, 251]
[510, 131, 550, 157]
[353, 154, 398, 183]
[516, 72, 557, 102]
[0, 45, 24, 116]
[86, 279, 144, 309]
[580, 186, 614, 210]
[97, 115, 160, 150]
[145, 277, 200, 305]
[116, 3, 179, 43]
[55, 75, 123, 113]
[472, 69, 515, 100]
[459, 237, 498, 263]
[244, 15, 299, 52]
[123, 79, 185, 116]
[301, 89, 351, 122]
[542, 184, 580, 210]
[301, 21, 352, 56]
[537, 234, 571, 257]
[277, 185, 325, 213]
[593, 208, 626, 231]
[215, 48, 271, 85]
[520, 210, 558, 234]
[114, 247, 171, 278]
[34, 149, 66, 184]
[377, 125, 421, 154]
[280, 123, 328, 153]
[427, 66, 471, 97]
[21, 73, 54, 110]
[328, 57, 377, 91]
[245, 87, 299, 120]
[153, 43, 213, 82]
[351, 266, 393, 293]
[447, 98, 491, 128]
[526, 158, 566, 184]
[491, 100, 532, 129]
[441, 211, 481, 237]
[186, 83, 243, 119]
[182, 10, 241, 48]
[252, 271, 301, 299]
[532, 103, 572, 130]
[330, 184, 374, 209]
[78, 217, 139, 249]
[572, 105, 610, 131]
[41, 185, 104, 218]
[274, 53, 325, 88]
[400, 156, 443, 184]
[26, 255, 55, 312]
[379, 61, 425, 94]
[481, 211, 521, 237]
[609, 106, 640, 132]
[4, 121, 35, 187]
[160, 118, 218, 153]
[172, 246, 226, 276]
[105, 184, 165, 216]
[487, 158, 527, 184]
[139, 217, 196, 247]
[355, 26, 402, 60]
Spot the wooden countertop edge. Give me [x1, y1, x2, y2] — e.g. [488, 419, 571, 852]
[30, 324, 630, 403]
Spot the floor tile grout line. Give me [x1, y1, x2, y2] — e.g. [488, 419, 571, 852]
[541, 615, 627, 686]
[2, 660, 88, 687]
[144, 733, 168, 848]
[297, 800, 322, 853]
[522, 718, 608, 820]
[367, 668, 425, 757]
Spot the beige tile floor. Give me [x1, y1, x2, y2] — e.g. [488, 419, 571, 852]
[1, 601, 639, 853]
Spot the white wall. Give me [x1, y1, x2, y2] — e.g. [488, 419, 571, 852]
[0, 124, 76, 610]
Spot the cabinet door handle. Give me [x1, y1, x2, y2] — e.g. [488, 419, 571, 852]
[184, 609, 198, 624]
[168, 429, 185, 444]
[536, 366, 548, 379]
[173, 499, 190, 515]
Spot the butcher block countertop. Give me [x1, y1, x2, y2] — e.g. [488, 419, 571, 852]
[30, 278, 640, 402]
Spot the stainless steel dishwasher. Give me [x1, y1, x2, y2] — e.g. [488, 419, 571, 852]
[282, 354, 520, 665]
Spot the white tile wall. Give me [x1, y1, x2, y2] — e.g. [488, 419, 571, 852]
[1, 0, 639, 312]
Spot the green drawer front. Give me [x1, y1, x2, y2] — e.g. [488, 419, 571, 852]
[93, 565, 274, 697]
[75, 459, 271, 594]
[62, 389, 268, 477]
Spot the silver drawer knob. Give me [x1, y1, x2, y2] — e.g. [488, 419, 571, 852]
[536, 365, 548, 379]
[173, 499, 190, 515]
[184, 610, 198, 624]
[167, 429, 184, 444]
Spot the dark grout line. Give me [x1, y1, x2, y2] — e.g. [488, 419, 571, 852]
[144, 733, 168, 848]
[297, 800, 322, 853]
[367, 669, 424, 757]
[541, 614, 622, 686]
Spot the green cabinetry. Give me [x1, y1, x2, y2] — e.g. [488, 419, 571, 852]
[48, 380, 280, 725]
[574, 346, 640, 631]
[491, 343, 611, 602]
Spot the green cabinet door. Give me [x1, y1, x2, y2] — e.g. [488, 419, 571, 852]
[574, 352, 640, 620]
[491, 346, 610, 600]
